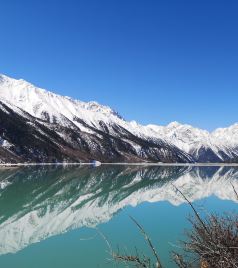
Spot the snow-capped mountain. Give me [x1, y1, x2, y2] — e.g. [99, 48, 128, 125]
[0, 165, 237, 255]
[0, 74, 192, 163]
[147, 122, 238, 162]
[0, 73, 237, 163]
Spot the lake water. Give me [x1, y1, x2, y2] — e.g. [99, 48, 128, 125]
[0, 165, 237, 268]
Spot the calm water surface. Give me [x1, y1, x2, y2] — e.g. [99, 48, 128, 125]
[0, 165, 237, 268]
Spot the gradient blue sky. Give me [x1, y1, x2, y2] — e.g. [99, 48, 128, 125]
[0, 0, 238, 130]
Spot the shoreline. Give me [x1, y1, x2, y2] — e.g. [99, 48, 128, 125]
[1, 162, 238, 167]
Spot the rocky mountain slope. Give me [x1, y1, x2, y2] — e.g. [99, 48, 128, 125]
[0, 73, 237, 163]
[0, 74, 193, 163]
[0, 100, 192, 163]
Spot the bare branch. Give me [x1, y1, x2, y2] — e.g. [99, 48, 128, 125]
[231, 182, 238, 201]
[172, 184, 210, 235]
[129, 216, 163, 268]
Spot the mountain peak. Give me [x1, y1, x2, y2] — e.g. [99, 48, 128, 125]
[0, 74, 124, 126]
[0, 73, 11, 83]
[0, 73, 24, 82]
[167, 121, 182, 128]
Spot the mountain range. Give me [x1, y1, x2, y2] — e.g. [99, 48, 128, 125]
[0, 74, 237, 163]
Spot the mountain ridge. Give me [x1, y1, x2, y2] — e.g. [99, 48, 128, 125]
[1, 74, 237, 132]
[0, 74, 237, 163]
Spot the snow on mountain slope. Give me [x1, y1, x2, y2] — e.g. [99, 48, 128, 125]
[0, 74, 152, 139]
[147, 122, 211, 153]
[0, 74, 200, 144]
[0, 73, 237, 162]
[0, 100, 192, 163]
[0, 74, 194, 163]
[212, 124, 238, 148]
[0, 74, 170, 141]
[0, 74, 120, 131]
[146, 122, 238, 162]
[0, 165, 237, 255]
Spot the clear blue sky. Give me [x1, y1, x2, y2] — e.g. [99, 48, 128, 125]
[0, 0, 238, 130]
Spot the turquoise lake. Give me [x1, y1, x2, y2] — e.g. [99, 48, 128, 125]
[0, 165, 237, 268]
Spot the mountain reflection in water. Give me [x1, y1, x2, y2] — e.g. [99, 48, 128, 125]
[0, 165, 237, 255]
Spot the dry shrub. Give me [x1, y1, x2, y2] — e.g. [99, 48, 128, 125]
[107, 184, 238, 268]
[173, 213, 238, 268]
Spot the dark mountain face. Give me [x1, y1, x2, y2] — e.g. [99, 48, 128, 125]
[0, 101, 193, 163]
[193, 146, 223, 163]
[0, 102, 79, 163]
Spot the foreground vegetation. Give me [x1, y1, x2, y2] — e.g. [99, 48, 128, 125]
[104, 185, 238, 268]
